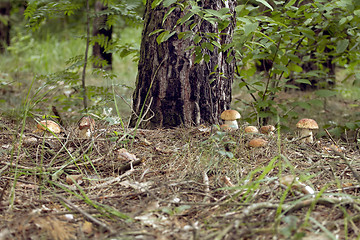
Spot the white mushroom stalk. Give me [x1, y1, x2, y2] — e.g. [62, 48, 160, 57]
[220, 110, 241, 130]
[299, 128, 313, 142]
[224, 120, 238, 129]
[78, 116, 96, 138]
[296, 118, 319, 143]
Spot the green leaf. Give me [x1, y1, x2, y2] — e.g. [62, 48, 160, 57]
[255, 0, 273, 10]
[201, 42, 214, 52]
[273, 63, 289, 75]
[295, 79, 312, 85]
[294, 101, 311, 110]
[284, 84, 300, 89]
[238, 82, 247, 89]
[163, 7, 176, 25]
[336, 39, 349, 53]
[218, 19, 230, 31]
[156, 30, 176, 44]
[151, 0, 164, 9]
[163, 0, 177, 7]
[194, 34, 202, 44]
[345, 122, 358, 130]
[309, 99, 323, 107]
[315, 89, 337, 98]
[244, 22, 259, 36]
[211, 40, 221, 48]
[204, 9, 229, 19]
[178, 31, 192, 40]
[149, 29, 164, 37]
[204, 54, 210, 63]
[288, 63, 303, 72]
[298, 27, 315, 40]
[178, 12, 194, 25]
[285, 0, 297, 8]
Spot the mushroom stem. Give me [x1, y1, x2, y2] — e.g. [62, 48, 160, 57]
[300, 129, 313, 143]
[80, 128, 92, 138]
[224, 120, 238, 130]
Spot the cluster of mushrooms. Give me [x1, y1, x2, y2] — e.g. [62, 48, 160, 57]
[34, 110, 319, 147]
[34, 116, 96, 138]
[220, 109, 319, 147]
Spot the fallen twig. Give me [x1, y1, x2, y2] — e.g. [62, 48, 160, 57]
[202, 170, 210, 203]
[55, 194, 115, 234]
[88, 167, 135, 190]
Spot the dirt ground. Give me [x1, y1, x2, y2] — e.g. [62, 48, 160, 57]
[0, 114, 359, 239]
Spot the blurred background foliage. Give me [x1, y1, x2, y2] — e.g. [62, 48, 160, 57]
[0, 0, 359, 139]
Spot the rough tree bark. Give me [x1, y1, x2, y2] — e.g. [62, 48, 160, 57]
[130, 0, 236, 128]
[0, 2, 11, 53]
[92, 1, 112, 70]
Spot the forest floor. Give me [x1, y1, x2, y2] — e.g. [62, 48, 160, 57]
[0, 95, 360, 239]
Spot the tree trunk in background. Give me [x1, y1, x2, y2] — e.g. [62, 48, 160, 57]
[0, 2, 11, 53]
[92, 1, 112, 70]
[130, 0, 236, 128]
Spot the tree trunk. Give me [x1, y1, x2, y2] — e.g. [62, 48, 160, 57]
[130, 0, 236, 128]
[0, 2, 11, 53]
[92, 1, 112, 70]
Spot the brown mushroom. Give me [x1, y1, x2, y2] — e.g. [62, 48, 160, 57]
[248, 138, 268, 148]
[280, 175, 315, 195]
[78, 116, 95, 138]
[260, 125, 275, 135]
[296, 118, 318, 143]
[36, 120, 61, 135]
[244, 126, 259, 133]
[220, 110, 241, 130]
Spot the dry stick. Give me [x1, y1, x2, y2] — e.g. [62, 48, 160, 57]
[202, 171, 210, 203]
[324, 128, 338, 146]
[55, 194, 115, 233]
[88, 167, 135, 190]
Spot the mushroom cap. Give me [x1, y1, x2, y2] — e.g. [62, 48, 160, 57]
[79, 116, 95, 130]
[260, 125, 275, 134]
[36, 120, 61, 134]
[248, 138, 268, 148]
[296, 118, 318, 129]
[220, 110, 241, 121]
[244, 126, 259, 133]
